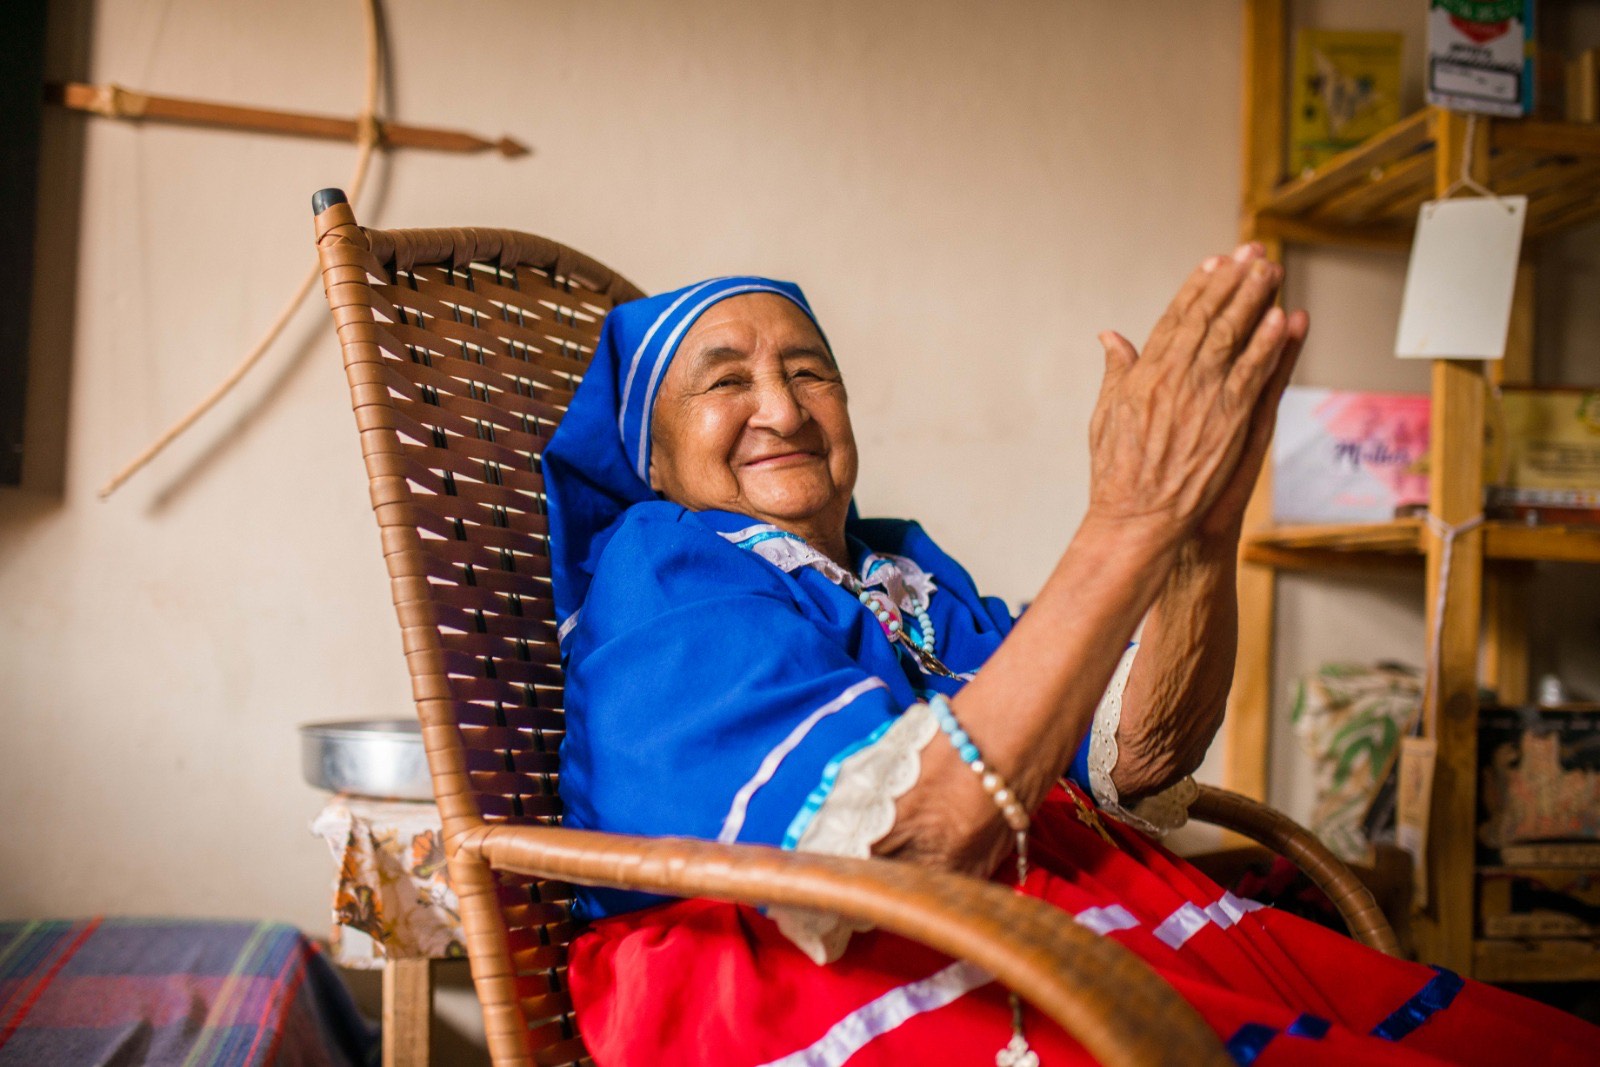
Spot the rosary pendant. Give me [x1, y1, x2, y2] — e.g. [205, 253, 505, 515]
[992, 1017, 1043, 1067]
[996, 994, 1040, 1067]
[995, 1034, 1039, 1067]
[900, 635, 961, 679]
[1066, 781, 1117, 846]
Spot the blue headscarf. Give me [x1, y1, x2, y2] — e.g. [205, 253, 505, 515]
[542, 276, 825, 640]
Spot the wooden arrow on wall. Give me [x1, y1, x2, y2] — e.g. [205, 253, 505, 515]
[48, 80, 529, 156]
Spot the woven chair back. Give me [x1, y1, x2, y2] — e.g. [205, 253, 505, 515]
[313, 189, 643, 1065]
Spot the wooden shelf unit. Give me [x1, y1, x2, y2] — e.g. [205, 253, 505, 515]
[1232, 1, 1600, 983]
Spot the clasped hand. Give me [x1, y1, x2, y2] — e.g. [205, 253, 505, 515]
[1088, 242, 1309, 550]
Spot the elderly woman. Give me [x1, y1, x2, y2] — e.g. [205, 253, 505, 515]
[541, 250, 1594, 1066]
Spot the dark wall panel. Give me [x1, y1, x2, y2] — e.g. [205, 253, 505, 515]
[1, 1, 50, 485]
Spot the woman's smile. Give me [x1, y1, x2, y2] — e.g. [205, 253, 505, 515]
[740, 449, 822, 468]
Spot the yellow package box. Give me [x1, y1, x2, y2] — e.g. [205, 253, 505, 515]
[1497, 386, 1600, 492]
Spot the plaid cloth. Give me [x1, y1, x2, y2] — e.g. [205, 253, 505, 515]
[0, 918, 378, 1066]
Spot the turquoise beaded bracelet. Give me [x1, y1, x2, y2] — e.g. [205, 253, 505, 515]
[927, 693, 1029, 835]
[925, 693, 1038, 1066]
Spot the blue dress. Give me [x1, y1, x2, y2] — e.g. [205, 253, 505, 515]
[558, 500, 1094, 923]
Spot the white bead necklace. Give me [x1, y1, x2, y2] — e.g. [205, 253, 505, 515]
[840, 570, 959, 680]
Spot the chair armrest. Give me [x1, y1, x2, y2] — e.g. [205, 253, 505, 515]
[460, 823, 1230, 1067]
[1189, 784, 1402, 957]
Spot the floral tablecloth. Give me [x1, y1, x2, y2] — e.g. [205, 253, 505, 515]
[310, 797, 466, 969]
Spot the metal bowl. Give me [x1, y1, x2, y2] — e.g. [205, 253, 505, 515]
[299, 719, 433, 801]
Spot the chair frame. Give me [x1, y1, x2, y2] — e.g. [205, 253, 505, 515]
[311, 188, 1394, 1067]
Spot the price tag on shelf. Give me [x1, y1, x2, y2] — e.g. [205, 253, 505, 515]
[1396, 735, 1439, 910]
[1394, 195, 1527, 360]
[1425, 0, 1534, 118]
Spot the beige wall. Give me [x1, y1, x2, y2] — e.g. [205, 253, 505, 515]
[3, 0, 1597, 960]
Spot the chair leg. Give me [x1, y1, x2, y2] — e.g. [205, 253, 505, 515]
[383, 957, 434, 1067]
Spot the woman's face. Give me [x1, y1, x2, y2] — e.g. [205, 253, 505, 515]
[648, 293, 858, 539]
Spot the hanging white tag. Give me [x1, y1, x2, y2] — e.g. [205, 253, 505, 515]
[1394, 195, 1527, 360]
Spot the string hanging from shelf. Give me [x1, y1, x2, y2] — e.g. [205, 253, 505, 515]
[1419, 511, 1486, 732]
[1434, 113, 1516, 212]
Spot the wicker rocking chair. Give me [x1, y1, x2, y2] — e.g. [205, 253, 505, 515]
[311, 188, 1397, 1067]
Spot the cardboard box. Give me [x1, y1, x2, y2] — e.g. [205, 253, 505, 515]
[1289, 30, 1404, 176]
[1274, 387, 1430, 523]
[1478, 704, 1600, 856]
[1495, 385, 1600, 491]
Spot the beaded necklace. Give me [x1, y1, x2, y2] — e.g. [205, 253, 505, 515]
[837, 565, 962, 680]
[738, 527, 1038, 1065]
[839, 563, 1037, 1065]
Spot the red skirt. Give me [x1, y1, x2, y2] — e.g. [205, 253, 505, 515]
[568, 784, 1598, 1065]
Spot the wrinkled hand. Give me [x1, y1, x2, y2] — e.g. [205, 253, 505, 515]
[1193, 304, 1309, 542]
[1086, 243, 1301, 550]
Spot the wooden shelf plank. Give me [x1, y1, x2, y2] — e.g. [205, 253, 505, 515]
[1239, 0, 1286, 213]
[1228, 0, 1284, 812]
[1311, 151, 1433, 224]
[1493, 120, 1600, 158]
[1240, 544, 1423, 573]
[1419, 352, 1487, 974]
[1498, 156, 1600, 202]
[1242, 520, 1600, 569]
[1473, 938, 1600, 983]
[1226, 448, 1277, 803]
[1249, 214, 1412, 253]
[1247, 519, 1421, 553]
[1248, 109, 1600, 247]
[1262, 109, 1434, 217]
[1484, 523, 1600, 563]
[1530, 195, 1600, 240]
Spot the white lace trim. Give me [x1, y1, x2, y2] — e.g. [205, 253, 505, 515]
[1086, 618, 1196, 837]
[718, 526, 939, 611]
[725, 525, 854, 584]
[865, 551, 937, 606]
[771, 703, 940, 964]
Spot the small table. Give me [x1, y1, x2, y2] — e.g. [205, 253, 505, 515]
[312, 796, 467, 1066]
[0, 918, 378, 1066]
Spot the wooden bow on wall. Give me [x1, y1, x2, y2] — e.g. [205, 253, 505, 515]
[63, 0, 529, 498]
